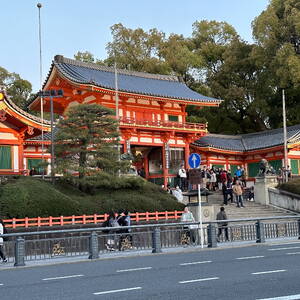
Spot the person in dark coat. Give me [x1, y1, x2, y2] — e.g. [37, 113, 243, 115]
[0, 219, 7, 263]
[216, 207, 229, 242]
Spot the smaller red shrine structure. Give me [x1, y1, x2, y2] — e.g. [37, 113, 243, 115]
[0, 90, 50, 175]
[192, 125, 300, 177]
[28, 55, 222, 186]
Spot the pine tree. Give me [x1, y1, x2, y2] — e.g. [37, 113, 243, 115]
[54, 104, 125, 178]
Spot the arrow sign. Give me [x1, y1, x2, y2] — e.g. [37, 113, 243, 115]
[188, 153, 201, 169]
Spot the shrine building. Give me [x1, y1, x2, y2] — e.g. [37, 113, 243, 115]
[192, 125, 300, 178]
[28, 55, 222, 186]
[0, 91, 50, 175]
[1, 55, 300, 183]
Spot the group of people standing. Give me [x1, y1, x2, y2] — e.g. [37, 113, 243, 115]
[177, 165, 246, 192]
[102, 210, 132, 251]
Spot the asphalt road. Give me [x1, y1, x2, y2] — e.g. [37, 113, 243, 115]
[1, 242, 300, 300]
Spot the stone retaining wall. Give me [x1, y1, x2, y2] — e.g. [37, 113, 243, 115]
[268, 187, 300, 213]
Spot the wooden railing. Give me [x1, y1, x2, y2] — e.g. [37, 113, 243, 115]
[3, 211, 184, 229]
[119, 117, 206, 131]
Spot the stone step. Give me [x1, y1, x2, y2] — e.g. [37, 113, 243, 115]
[207, 191, 295, 220]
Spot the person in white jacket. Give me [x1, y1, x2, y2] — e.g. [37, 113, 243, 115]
[0, 219, 7, 263]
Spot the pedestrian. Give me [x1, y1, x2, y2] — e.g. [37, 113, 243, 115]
[0, 219, 8, 263]
[232, 180, 244, 208]
[234, 166, 242, 178]
[180, 207, 197, 244]
[226, 179, 234, 204]
[209, 170, 217, 191]
[104, 211, 119, 251]
[178, 165, 187, 191]
[222, 180, 228, 205]
[173, 186, 183, 202]
[117, 210, 132, 250]
[216, 207, 229, 242]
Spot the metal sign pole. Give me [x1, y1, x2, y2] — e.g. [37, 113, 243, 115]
[198, 183, 204, 248]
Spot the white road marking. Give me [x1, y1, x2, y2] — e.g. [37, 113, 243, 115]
[268, 241, 300, 246]
[42, 274, 84, 281]
[93, 287, 142, 295]
[180, 260, 212, 266]
[0, 284, 3, 286]
[256, 294, 300, 300]
[252, 270, 286, 275]
[179, 277, 219, 284]
[236, 256, 264, 260]
[116, 267, 152, 273]
[286, 252, 300, 255]
[268, 246, 300, 251]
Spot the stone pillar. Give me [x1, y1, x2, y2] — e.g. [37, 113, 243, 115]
[152, 227, 162, 253]
[88, 232, 99, 259]
[254, 176, 277, 205]
[14, 236, 26, 267]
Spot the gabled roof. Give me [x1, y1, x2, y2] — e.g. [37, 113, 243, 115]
[193, 124, 300, 152]
[43, 55, 222, 104]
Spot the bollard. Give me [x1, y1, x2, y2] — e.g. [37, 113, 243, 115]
[207, 223, 217, 248]
[152, 227, 162, 253]
[88, 232, 99, 259]
[298, 219, 300, 240]
[256, 220, 265, 243]
[14, 236, 25, 267]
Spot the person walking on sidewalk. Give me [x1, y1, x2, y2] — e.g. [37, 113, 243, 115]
[232, 180, 244, 208]
[216, 207, 229, 242]
[0, 219, 8, 263]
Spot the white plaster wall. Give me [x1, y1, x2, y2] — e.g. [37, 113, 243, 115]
[13, 145, 18, 170]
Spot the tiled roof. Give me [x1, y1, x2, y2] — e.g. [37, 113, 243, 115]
[51, 55, 221, 104]
[26, 128, 57, 142]
[193, 124, 300, 152]
[1, 90, 50, 126]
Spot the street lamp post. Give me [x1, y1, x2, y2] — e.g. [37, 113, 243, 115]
[38, 89, 63, 184]
[282, 89, 288, 182]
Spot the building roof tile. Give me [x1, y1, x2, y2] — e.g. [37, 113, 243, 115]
[52, 55, 221, 104]
[193, 124, 300, 152]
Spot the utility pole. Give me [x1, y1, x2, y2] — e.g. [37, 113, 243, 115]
[282, 89, 288, 182]
[37, 3, 45, 179]
[114, 59, 121, 176]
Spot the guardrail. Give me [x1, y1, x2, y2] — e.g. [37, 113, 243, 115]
[1, 215, 300, 267]
[3, 211, 184, 228]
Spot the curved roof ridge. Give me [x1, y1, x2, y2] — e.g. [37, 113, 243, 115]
[241, 124, 300, 138]
[54, 55, 180, 82]
[207, 133, 242, 139]
[1, 90, 51, 126]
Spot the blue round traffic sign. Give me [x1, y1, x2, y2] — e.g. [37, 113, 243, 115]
[188, 153, 201, 169]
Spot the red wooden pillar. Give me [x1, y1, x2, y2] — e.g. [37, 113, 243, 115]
[162, 144, 168, 188]
[144, 152, 149, 179]
[184, 144, 190, 170]
[18, 143, 24, 174]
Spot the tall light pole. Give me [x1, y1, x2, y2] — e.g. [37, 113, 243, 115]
[282, 89, 288, 182]
[37, 3, 45, 179]
[114, 56, 121, 176]
[39, 90, 63, 184]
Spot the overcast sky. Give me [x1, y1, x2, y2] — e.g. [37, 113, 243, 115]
[0, 0, 269, 92]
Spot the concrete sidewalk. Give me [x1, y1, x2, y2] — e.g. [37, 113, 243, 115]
[1, 237, 299, 271]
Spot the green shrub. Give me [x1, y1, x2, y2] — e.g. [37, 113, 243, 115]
[278, 178, 300, 195]
[0, 176, 184, 218]
[0, 177, 80, 218]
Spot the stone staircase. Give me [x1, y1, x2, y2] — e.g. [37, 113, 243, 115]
[207, 191, 297, 220]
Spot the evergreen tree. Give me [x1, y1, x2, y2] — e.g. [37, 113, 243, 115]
[54, 104, 126, 179]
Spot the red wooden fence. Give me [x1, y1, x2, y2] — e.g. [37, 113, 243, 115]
[3, 211, 184, 229]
